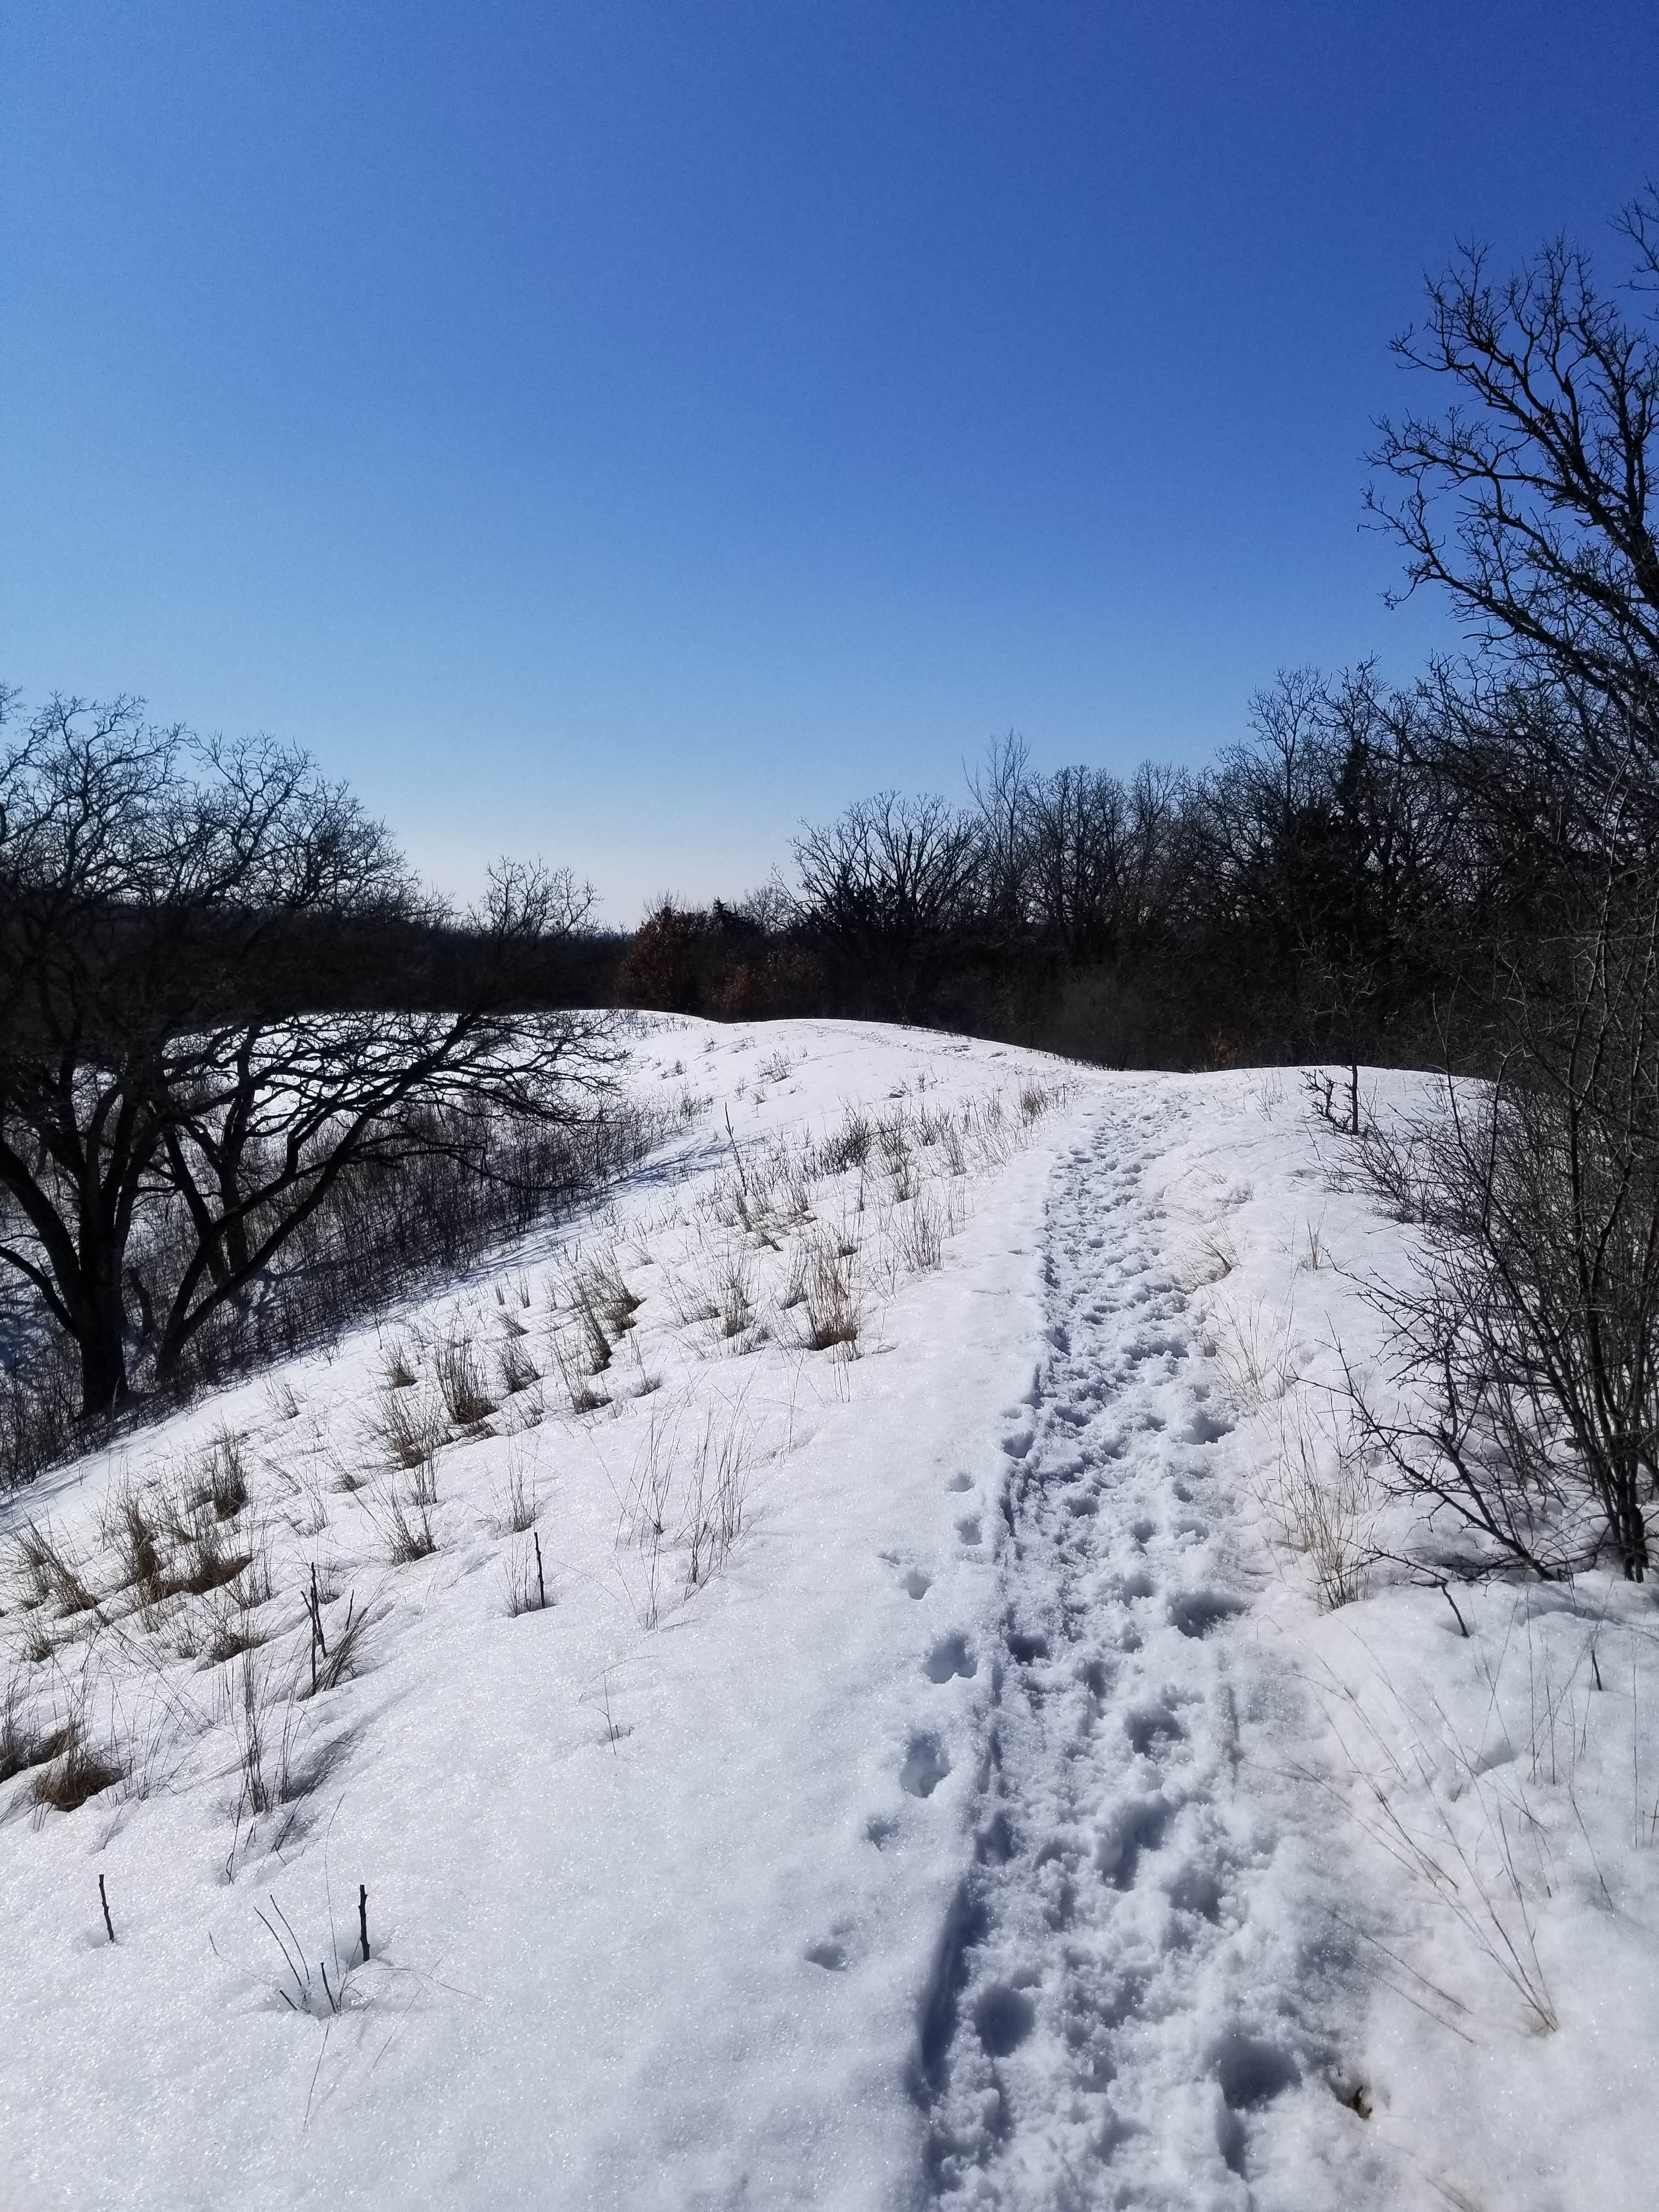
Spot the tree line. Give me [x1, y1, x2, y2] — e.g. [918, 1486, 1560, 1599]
[614, 196, 1659, 1095]
[614, 190, 1659, 1581]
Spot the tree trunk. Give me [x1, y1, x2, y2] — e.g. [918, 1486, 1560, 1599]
[74, 1252, 131, 1420]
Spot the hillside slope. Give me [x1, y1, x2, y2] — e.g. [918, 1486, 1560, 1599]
[0, 1023, 1653, 2210]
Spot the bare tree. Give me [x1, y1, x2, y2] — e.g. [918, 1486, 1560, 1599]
[1368, 189, 1659, 823]
[968, 733, 1036, 937]
[0, 691, 611, 1417]
[791, 791, 982, 1019]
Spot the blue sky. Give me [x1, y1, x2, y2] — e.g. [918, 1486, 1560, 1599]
[4, 3, 1656, 918]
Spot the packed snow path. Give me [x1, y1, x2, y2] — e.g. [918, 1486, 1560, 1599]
[923, 1091, 1348, 2209]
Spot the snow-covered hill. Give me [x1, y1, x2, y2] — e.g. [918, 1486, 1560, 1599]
[1, 1022, 1654, 2210]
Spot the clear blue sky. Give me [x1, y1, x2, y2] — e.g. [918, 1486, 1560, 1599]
[4, 4, 1656, 918]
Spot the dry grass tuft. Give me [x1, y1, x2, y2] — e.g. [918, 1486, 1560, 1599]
[1256, 1398, 1376, 1610]
[381, 1338, 419, 1390]
[10, 1521, 97, 1617]
[266, 1376, 302, 1421]
[102, 1481, 165, 1604]
[895, 1190, 948, 1273]
[498, 1444, 539, 1534]
[715, 1251, 756, 1340]
[1208, 1290, 1300, 1410]
[0, 1674, 69, 1783]
[192, 1428, 250, 1520]
[496, 1334, 541, 1396]
[300, 1588, 369, 1697]
[371, 1381, 449, 1470]
[369, 1478, 439, 1565]
[799, 1240, 860, 1354]
[435, 1331, 496, 1427]
[819, 1110, 873, 1175]
[30, 1703, 123, 1813]
[504, 1531, 552, 1616]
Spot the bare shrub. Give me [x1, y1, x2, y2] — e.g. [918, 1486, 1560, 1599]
[621, 1401, 676, 1551]
[405, 1449, 440, 1510]
[232, 1648, 274, 1815]
[281, 1474, 329, 1540]
[255, 1885, 368, 2017]
[1352, 930, 1659, 1583]
[938, 1116, 968, 1177]
[960, 1094, 1013, 1171]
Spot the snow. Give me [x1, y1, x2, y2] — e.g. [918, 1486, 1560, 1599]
[1, 1025, 1655, 2210]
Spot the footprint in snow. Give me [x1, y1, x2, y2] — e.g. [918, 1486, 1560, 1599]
[1096, 1795, 1173, 1888]
[1166, 1589, 1246, 1640]
[1185, 1407, 1233, 1445]
[974, 1984, 1036, 2057]
[901, 1733, 951, 1798]
[924, 1634, 977, 1682]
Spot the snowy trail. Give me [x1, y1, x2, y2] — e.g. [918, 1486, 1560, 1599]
[923, 1090, 1358, 2209]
